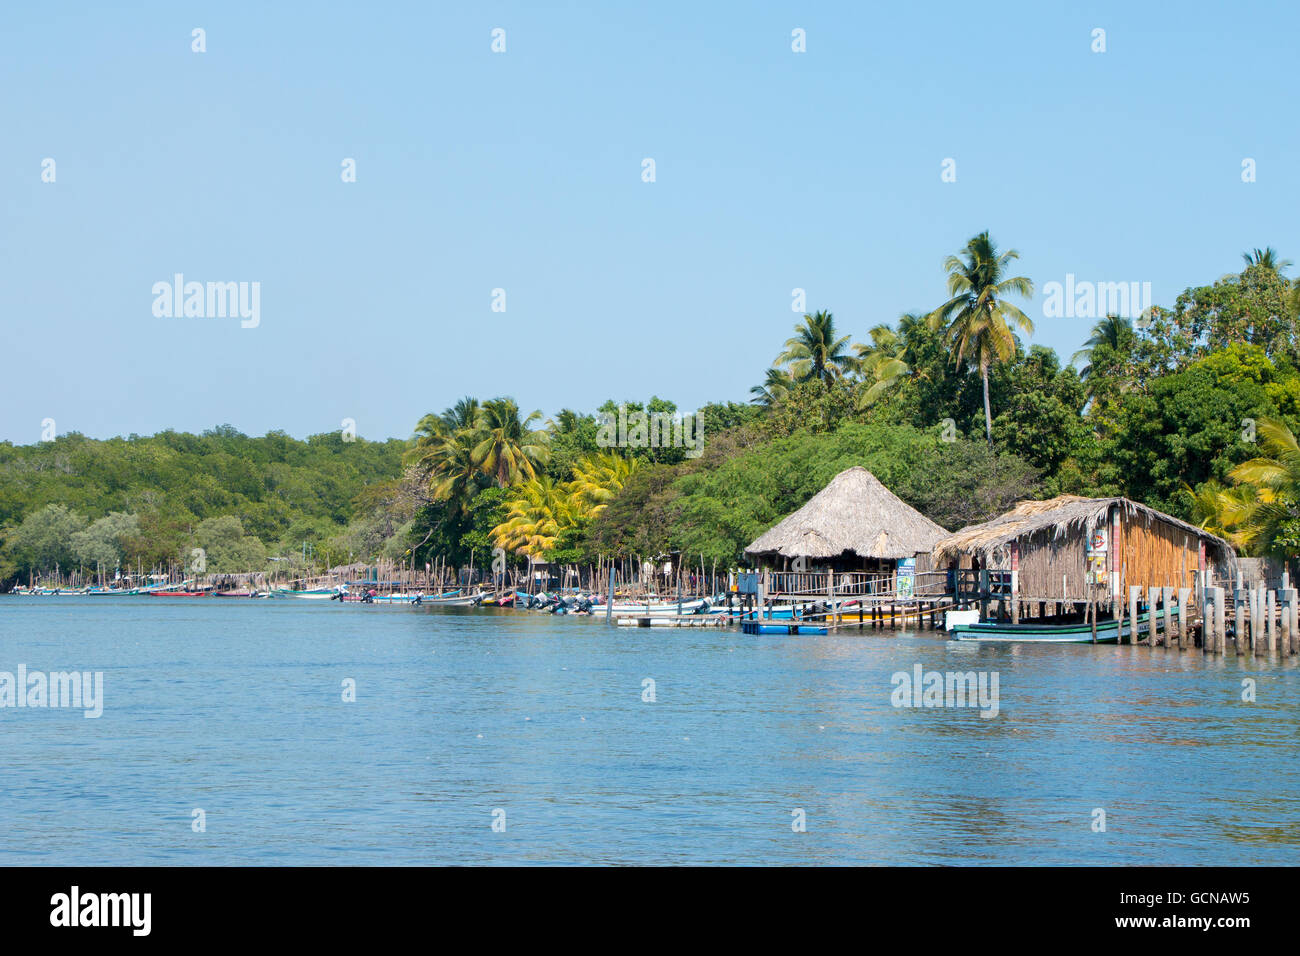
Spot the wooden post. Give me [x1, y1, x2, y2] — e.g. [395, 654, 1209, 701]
[605, 566, 615, 625]
[1250, 584, 1259, 654]
[1010, 542, 1020, 626]
[1170, 587, 1180, 647]
[1214, 587, 1226, 654]
[1267, 589, 1277, 654]
[1176, 586, 1192, 651]
[979, 568, 989, 623]
[1128, 586, 1140, 646]
[1090, 598, 1098, 644]
[1233, 583, 1245, 654]
[1196, 539, 1206, 617]
[1284, 590, 1294, 658]
[1281, 589, 1292, 657]
[1202, 587, 1216, 652]
[826, 572, 835, 627]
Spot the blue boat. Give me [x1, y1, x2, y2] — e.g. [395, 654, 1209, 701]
[741, 620, 828, 635]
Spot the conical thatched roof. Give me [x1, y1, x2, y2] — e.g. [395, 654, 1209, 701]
[745, 466, 947, 561]
[932, 495, 1235, 563]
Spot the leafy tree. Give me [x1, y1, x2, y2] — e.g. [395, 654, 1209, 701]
[6, 504, 88, 577]
[1106, 344, 1300, 515]
[70, 512, 140, 569]
[991, 346, 1088, 481]
[193, 515, 268, 573]
[1167, 262, 1297, 366]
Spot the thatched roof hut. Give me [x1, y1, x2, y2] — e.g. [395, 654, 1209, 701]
[745, 466, 947, 565]
[932, 495, 1236, 603]
[933, 495, 1233, 563]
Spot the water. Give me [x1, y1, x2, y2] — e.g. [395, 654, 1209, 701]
[1, 597, 1297, 865]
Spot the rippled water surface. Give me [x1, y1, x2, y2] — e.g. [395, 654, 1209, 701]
[1, 597, 1297, 865]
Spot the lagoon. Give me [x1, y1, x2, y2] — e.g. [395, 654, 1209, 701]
[0, 597, 1297, 865]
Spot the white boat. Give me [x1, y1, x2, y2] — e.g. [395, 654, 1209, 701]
[419, 590, 485, 607]
[279, 586, 342, 599]
[593, 597, 715, 617]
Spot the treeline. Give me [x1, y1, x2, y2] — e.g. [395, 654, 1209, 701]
[0, 427, 405, 582]
[6, 238, 1300, 585]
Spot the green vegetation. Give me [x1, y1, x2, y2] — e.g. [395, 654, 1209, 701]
[6, 233, 1300, 585]
[0, 428, 404, 583]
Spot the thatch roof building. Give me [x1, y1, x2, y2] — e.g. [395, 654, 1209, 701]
[933, 495, 1236, 606]
[745, 466, 947, 568]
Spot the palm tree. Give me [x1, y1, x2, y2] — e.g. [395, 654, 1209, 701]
[491, 476, 577, 559]
[1183, 480, 1257, 549]
[568, 453, 639, 517]
[554, 408, 583, 434]
[1071, 315, 1137, 408]
[750, 367, 796, 407]
[441, 396, 481, 433]
[930, 232, 1035, 443]
[1227, 418, 1300, 556]
[1242, 248, 1292, 273]
[855, 323, 911, 408]
[472, 397, 550, 488]
[1071, 315, 1132, 378]
[424, 429, 482, 513]
[776, 311, 855, 387]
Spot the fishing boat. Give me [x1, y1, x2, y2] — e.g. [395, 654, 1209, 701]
[337, 591, 446, 605]
[415, 590, 486, 606]
[948, 606, 1179, 643]
[279, 586, 341, 599]
[368, 593, 427, 605]
[589, 597, 716, 617]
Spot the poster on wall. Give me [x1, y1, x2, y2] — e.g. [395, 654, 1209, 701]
[896, 558, 916, 598]
[1086, 526, 1109, 584]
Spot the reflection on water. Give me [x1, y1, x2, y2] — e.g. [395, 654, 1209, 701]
[0, 598, 1297, 865]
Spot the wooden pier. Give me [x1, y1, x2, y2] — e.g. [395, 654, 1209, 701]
[730, 566, 1299, 658]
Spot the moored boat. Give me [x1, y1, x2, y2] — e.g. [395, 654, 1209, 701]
[949, 606, 1179, 643]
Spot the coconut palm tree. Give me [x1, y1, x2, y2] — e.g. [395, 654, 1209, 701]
[930, 232, 1035, 444]
[776, 311, 856, 387]
[472, 397, 550, 488]
[568, 453, 640, 517]
[1071, 315, 1132, 377]
[491, 475, 578, 559]
[750, 367, 796, 407]
[1070, 315, 1138, 408]
[1226, 418, 1300, 556]
[441, 396, 481, 433]
[1183, 479, 1257, 549]
[1242, 248, 1292, 274]
[854, 319, 923, 408]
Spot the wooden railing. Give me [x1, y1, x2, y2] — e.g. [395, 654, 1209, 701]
[764, 569, 952, 599]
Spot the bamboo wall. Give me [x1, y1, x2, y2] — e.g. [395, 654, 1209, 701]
[1118, 512, 1197, 592]
[1009, 508, 1233, 602]
[1017, 529, 1088, 599]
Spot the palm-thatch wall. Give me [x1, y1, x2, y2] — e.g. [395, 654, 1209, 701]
[933, 495, 1236, 603]
[745, 466, 947, 570]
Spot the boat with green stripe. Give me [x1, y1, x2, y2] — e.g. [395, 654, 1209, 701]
[949, 605, 1181, 643]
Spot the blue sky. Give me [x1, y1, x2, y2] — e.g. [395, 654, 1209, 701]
[2, 1, 1296, 444]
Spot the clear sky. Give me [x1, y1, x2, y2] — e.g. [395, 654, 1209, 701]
[2, 1, 1296, 444]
